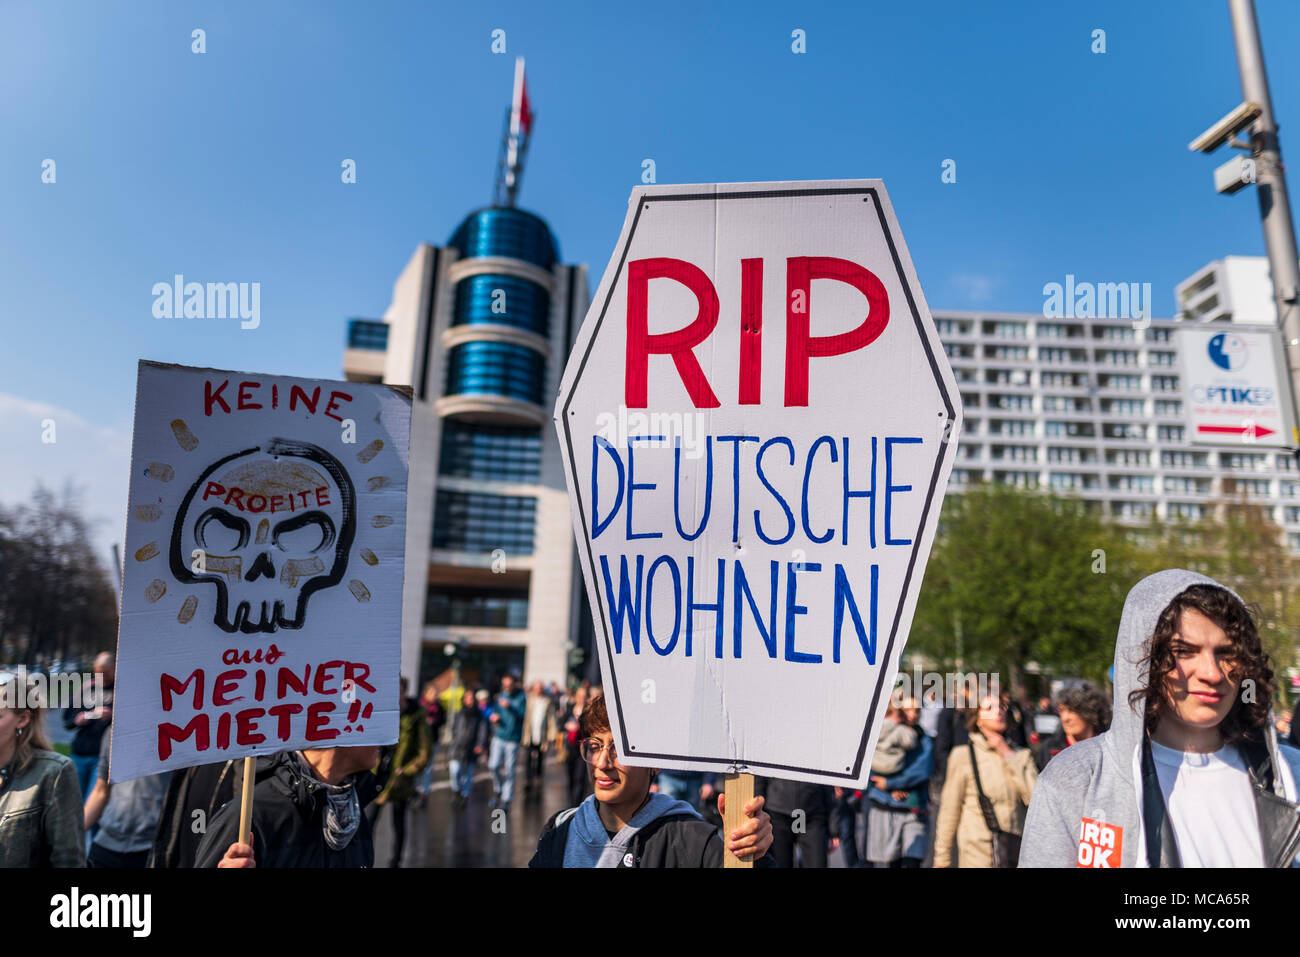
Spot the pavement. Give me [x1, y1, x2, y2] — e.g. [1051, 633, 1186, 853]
[370, 748, 581, 868]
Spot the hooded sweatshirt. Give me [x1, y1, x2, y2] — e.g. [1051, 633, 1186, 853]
[562, 792, 702, 867]
[1020, 568, 1300, 868]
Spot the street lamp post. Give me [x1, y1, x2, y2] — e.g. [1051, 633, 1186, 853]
[1226, 0, 1300, 444]
[1194, 1, 1300, 447]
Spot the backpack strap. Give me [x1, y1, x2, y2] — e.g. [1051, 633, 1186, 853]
[531, 806, 582, 868]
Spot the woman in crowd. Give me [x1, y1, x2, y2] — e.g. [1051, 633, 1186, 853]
[1034, 682, 1111, 772]
[0, 671, 85, 866]
[933, 693, 1038, 868]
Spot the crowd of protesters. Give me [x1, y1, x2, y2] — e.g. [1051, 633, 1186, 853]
[4, 568, 1300, 868]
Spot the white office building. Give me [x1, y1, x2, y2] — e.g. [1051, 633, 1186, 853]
[938, 257, 1300, 550]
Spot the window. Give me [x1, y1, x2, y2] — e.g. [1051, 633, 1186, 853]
[1278, 455, 1298, 472]
[1099, 374, 1141, 391]
[1149, 351, 1177, 367]
[989, 419, 1034, 436]
[1097, 349, 1139, 366]
[1045, 420, 1094, 438]
[425, 587, 529, 629]
[347, 319, 389, 351]
[446, 341, 546, 404]
[1169, 503, 1205, 520]
[1162, 451, 1207, 470]
[1285, 506, 1300, 524]
[1108, 449, 1150, 466]
[1154, 400, 1182, 417]
[1236, 478, 1272, 497]
[1221, 452, 1269, 472]
[944, 343, 974, 359]
[1158, 425, 1185, 442]
[1112, 501, 1154, 519]
[1151, 375, 1179, 392]
[984, 321, 1027, 338]
[1049, 473, 1086, 490]
[439, 422, 542, 483]
[1102, 398, 1144, 416]
[990, 393, 1033, 411]
[433, 490, 536, 553]
[985, 345, 1029, 361]
[1103, 422, 1146, 440]
[1146, 327, 1172, 342]
[453, 274, 551, 337]
[992, 445, 1037, 463]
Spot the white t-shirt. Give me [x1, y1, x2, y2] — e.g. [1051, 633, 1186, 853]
[1149, 739, 1263, 867]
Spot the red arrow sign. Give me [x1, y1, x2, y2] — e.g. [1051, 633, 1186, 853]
[1197, 424, 1276, 438]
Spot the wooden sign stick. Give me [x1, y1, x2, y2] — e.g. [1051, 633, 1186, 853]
[722, 772, 754, 869]
[237, 754, 256, 847]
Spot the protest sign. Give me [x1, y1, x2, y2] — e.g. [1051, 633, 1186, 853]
[110, 361, 411, 782]
[555, 181, 962, 787]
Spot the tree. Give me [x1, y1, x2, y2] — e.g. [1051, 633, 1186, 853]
[911, 482, 1141, 690]
[0, 483, 118, 667]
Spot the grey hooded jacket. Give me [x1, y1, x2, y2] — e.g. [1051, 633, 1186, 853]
[1020, 568, 1300, 868]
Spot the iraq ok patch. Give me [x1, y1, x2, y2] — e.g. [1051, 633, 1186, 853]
[1077, 816, 1123, 867]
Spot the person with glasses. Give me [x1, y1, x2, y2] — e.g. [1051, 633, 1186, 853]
[0, 671, 86, 867]
[528, 694, 774, 867]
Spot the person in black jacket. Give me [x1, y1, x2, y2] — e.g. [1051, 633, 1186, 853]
[448, 689, 489, 807]
[196, 745, 380, 868]
[529, 695, 773, 868]
[755, 777, 837, 867]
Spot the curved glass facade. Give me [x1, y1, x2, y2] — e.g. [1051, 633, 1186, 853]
[452, 274, 550, 338]
[449, 207, 558, 270]
[439, 422, 541, 483]
[445, 340, 546, 404]
[432, 490, 536, 554]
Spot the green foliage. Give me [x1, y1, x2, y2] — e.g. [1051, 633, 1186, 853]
[912, 483, 1134, 687]
[913, 482, 1300, 698]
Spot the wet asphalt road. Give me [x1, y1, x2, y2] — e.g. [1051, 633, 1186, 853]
[370, 749, 579, 868]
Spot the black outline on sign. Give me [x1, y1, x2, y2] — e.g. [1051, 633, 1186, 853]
[559, 186, 956, 780]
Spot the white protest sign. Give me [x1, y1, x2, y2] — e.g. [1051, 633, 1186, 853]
[555, 181, 961, 786]
[110, 361, 411, 782]
[1180, 327, 1299, 448]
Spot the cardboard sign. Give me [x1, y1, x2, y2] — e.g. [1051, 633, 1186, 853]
[1077, 816, 1123, 868]
[110, 361, 411, 782]
[1180, 327, 1298, 448]
[555, 181, 961, 786]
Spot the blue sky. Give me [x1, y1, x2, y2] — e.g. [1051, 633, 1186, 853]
[2, 0, 1298, 565]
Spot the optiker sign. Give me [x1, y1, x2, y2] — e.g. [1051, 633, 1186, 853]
[1180, 327, 1298, 449]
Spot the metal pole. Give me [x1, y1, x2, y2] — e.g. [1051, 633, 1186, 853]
[1228, 0, 1300, 445]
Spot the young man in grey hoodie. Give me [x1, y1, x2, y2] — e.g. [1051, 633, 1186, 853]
[1021, 568, 1300, 868]
[529, 694, 774, 867]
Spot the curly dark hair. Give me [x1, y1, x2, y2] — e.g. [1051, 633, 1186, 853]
[1128, 584, 1274, 744]
[1054, 682, 1111, 736]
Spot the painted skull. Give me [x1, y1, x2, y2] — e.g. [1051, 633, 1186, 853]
[170, 438, 356, 633]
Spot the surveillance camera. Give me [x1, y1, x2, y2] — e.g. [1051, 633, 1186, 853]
[1189, 101, 1263, 153]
